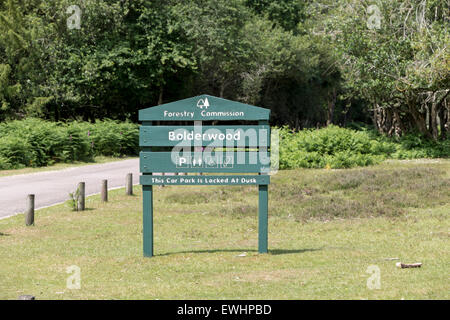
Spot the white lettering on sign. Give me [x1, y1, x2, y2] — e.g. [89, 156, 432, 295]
[163, 110, 195, 118]
[149, 176, 260, 185]
[162, 110, 244, 118]
[169, 130, 241, 141]
[201, 110, 244, 117]
[175, 155, 234, 168]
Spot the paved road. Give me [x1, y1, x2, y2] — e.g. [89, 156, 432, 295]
[0, 159, 140, 219]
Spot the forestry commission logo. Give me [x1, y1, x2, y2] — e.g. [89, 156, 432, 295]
[197, 98, 210, 109]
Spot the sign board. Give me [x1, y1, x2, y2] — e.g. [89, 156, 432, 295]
[139, 94, 270, 257]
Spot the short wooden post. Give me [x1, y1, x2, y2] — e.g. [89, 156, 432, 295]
[77, 182, 85, 211]
[101, 180, 108, 202]
[25, 194, 35, 226]
[126, 173, 133, 195]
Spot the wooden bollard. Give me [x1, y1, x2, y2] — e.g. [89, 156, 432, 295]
[101, 180, 108, 202]
[126, 173, 133, 195]
[25, 194, 35, 226]
[77, 182, 85, 211]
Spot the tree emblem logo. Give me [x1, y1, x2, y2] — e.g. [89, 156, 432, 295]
[197, 98, 210, 109]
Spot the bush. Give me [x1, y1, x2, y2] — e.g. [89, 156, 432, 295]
[0, 135, 32, 168]
[392, 134, 450, 159]
[0, 118, 139, 169]
[278, 125, 449, 169]
[0, 155, 12, 170]
[83, 120, 140, 156]
[1, 119, 448, 171]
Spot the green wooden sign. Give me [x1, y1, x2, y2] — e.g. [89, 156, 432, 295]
[139, 94, 271, 257]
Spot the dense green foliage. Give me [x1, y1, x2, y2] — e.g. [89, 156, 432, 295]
[0, 1, 447, 140]
[278, 125, 449, 169]
[0, 119, 138, 169]
[1, 119, 447, 170]
[309, 0, 450, 140]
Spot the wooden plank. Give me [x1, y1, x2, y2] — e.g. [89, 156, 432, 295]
[140, 125, 270, 147]
[258, 120, 269, 254]
[140, 151, 270, 173]
[258, 184, 269, 253]
[143, 184, 153, 257]
[139, 94, 270, 121]
[140, 175, 270, 185]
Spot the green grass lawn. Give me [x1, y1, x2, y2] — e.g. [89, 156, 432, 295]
[0, 156, 137, 177]
[0, 160, 448, 299]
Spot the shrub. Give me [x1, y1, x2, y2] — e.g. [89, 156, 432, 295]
[0, 118, 139, 169]
[0, 135, 31, 168]
[1, 119, 448, 170]
[83, 120, 140, 156]
[0, 155, 12, 170]
[278, 125, 449, 169]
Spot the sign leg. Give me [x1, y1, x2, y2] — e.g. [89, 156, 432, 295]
[258, 184, 268, 253]
[143, 185, 153, 257]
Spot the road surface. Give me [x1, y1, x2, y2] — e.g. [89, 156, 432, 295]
[0, 159, 140, 219]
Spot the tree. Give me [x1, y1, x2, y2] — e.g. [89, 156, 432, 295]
[307, 0, 449, 139]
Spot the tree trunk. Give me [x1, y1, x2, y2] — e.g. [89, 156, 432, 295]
[408, 100, 432, 139]
[430, 93, 439, 140]
[386, 108, 395, 136]
[342, 102, 350, 127]
[158, 86, 163, 105]
[438, 98, 448, 140]
[373, 104, 389, 135]
[219, 83, 225, 98]
[372, 104, 379, 132]
[393, 110, 403, 137]
[326, 87, 336, 126]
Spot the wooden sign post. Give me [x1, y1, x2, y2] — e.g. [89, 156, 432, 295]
[139, 95, 271, 257]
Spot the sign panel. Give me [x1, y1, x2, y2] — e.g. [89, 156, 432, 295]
[140, 175, 270, 185]
[139, 95, 270, 121]
[140, 151, 270, 173]
[140, 125, 270, 147]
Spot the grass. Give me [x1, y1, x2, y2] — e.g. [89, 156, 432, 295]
[0, 160, 448, 299]
[0, 156, 137, 177]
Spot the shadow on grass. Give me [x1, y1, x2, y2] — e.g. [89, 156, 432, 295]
[70, 208, 95, 212]
[270, 248, 322, 255]
[0, 232, 10, 236]
[158, 247, 322, 257]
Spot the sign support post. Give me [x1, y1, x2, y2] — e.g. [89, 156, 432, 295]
[142, 120, 154, 257]
[143, 184, 153, 257]
[258, 184, 268, 253]
[258, 119, 269, 253]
